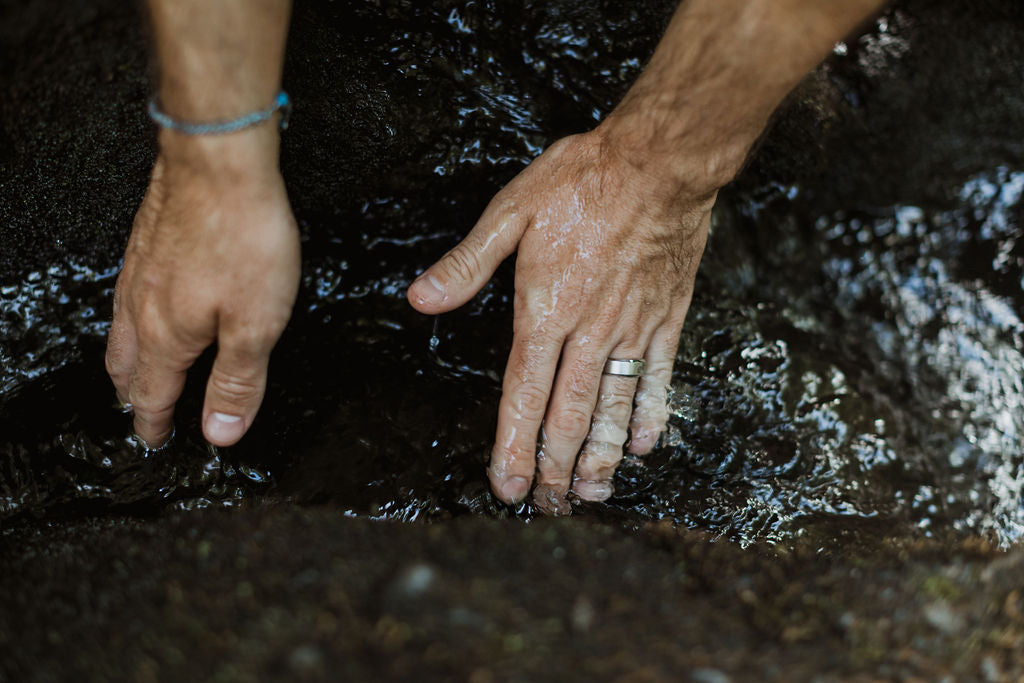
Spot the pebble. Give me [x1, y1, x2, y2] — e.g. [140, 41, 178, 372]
[922, 601, 966, 635]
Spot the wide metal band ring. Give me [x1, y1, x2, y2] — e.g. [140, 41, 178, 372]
[603, 358, 645, 377]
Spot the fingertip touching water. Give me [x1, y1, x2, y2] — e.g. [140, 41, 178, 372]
[0, 1, 1022, 550]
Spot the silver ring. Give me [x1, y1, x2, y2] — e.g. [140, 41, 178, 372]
[603, 358, 645, 377]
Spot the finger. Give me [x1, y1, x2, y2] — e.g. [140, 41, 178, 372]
[487, 328, 563, 504]
[628, 316, 686, 455]
[531, 343, 605, 515]
[407, 198, 527, 314]
[572, 372, 640, 501]
[201, 331, 274, 447]
[129, 342, 189, 449]
[105, 282, 138, 405]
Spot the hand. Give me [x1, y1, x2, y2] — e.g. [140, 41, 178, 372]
[408, 130, 715, 513]
[106, 131, 300, 448]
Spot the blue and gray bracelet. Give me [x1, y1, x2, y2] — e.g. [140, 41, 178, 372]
[147, 91, 291, 135]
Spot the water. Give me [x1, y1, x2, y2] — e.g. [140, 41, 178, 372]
[2, 166, 1021, 548]
[1, 0, 1022, 550]
[611, 170, 1024, 547]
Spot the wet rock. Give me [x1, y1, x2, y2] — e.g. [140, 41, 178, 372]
[690, 670, 731, 683]
[288, 644, 326, 679]
[570, 594, 595, 632]
[386, 562, 439, 602]
[922, 601, 966, 636]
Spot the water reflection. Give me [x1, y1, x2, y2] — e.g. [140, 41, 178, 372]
[2, 169, 1021, 549]
[0, 261, 117, 395]
[1, 0, 1021, 549]
[621, 168, 1024, 547]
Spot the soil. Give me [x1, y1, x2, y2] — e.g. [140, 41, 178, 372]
[2, 0, 1023, 679]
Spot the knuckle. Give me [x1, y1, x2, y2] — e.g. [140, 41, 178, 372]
[578, 468, 616, 489]
[647, 365, 673, 385]
[638, 397, 671, 424]
[510, 382, 549, 421]
[589, 418, 629, 447]
[490, 442, 537, 478]
[584, 439, 623, 464]
[105, 363, 129, 391]
[517, 283, 564, 323]
[208, 369, 263, 404]
[512, 287, 544, 322]
[566, 354, 603, 387]
[504, 444, 536, 466]
[601, 393, 634, 424]
[578, 442, 623, 478]
[536, 454, 573, 479]
[630, 414, 668, 439]
[441, 244, 480, 283]
[643, 356, 675, 382]
[636, 379, 669, 407]
[104, 347, 124, 377]
[223, 308, 291, 356]
[631, 403, 669, 428]
[129, 395, 174, 421]
[560, 379, 592, 410]
[226, 328, 275, 359]
[134, 310, 165, 346]
[546, 405, 591, 439]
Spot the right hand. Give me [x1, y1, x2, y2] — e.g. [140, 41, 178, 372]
[105, 129, 301, 448]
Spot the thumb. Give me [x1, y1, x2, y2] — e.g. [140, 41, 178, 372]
[202, 335, 272, 446]
[408, 203, 527, 314]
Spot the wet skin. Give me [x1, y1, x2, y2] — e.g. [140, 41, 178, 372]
[106, 130, 301, 448]
[106, 0, 888, 513]
[407, 131, 713, 512]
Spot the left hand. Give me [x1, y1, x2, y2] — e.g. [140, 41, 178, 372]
[407, 130, 715, 513]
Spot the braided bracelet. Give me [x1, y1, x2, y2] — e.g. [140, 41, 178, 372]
[147, 91, 291, 135]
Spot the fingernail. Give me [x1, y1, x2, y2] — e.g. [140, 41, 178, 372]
[501, 476, 530, 503]
[413, 273, 447, 303]
[205, 412, 244, 444]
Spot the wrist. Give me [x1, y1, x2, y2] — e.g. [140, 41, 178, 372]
[594, 90, 761, 201]
[157, 123, 282, 181]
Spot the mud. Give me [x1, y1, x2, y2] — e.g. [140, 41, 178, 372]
[4, 510, 1024, 681]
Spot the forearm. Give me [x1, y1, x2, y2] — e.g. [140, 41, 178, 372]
[146, 0, 293, 171]
[599, 0, 889, 197]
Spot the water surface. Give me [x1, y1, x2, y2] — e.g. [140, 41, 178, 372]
[1, 0, 1022, 551]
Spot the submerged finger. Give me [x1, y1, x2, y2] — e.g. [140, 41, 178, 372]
[129, 344, 189, 449]
[628, 320, 684, 455]
[488, 328, 563, 504]
[532, 343, 604, 515]
[572, 370, 640, 501]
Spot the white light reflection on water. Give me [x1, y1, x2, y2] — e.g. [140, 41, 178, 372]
[639, 168, 1024, 547]
[821, 169, 1024, 546]
[0, 260, 118, 398]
